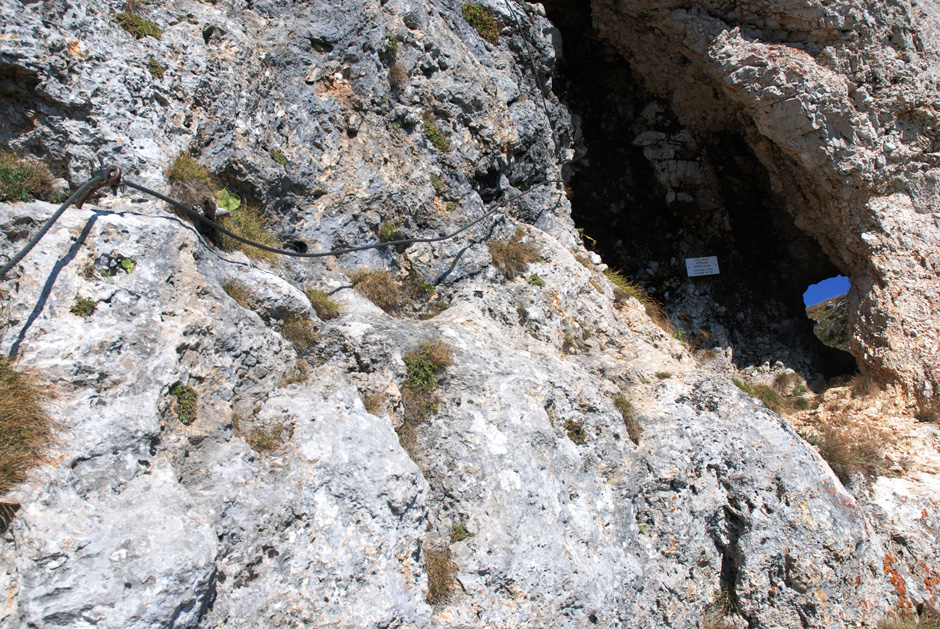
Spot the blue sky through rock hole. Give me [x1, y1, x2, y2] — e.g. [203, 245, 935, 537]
[803, 275, 850, 306]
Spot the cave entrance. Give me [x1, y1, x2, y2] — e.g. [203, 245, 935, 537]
[543, 0, 857, 385]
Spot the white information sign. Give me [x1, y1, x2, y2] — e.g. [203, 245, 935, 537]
[685, 256, 720, 277]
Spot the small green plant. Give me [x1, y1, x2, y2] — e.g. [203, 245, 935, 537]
[349, 269, 401, 314]
[305, 288, 340, 320]
[116, 12, 163, 39]
[378, 221, 400, 242]
[222, 280, 254, 309]
[613, 394, 641, 444]
[461, 3, 499, 44]
[0, 152, 54, 202]
[399, 341, 454, 454]
[430, 174, 445, 195]
[527, 274, 545, 287]
[450, 522, 474, 543]
[120, 258, 135, 273]
[0, 359, 54, 494]
[269, 149, 288, 165]
[70, 297, 97, 317]
[80, 263, 98, 280]
[281, 312, 318, 351]
[245, 424, 284, 453]
[423, 114, 451, 152]
[425, 545, 457, 605]
[488, 229, 540, 279]
[147, 58, 165, 78]
[219, 205, 280, 263]
[445, 201, 457, 212]
[640, 377, 651, 384]
[166, 153, 212, 186]
[170, 384, 197, 425]
[387, 34, 399, 61]
[654, 371, 672, 380]
[733, 378, 753, 394]
[564, 418, 587, 444]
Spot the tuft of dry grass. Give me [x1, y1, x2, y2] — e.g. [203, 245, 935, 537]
[222, 280, 254, 309]
[878, 608, 940, 629]
[0, 359, 55, 494]
[349, 269, 401, 314]
[613, 394, 641, 444]
[488, 228, 540, 279]
[604, 268, 672, 332]
[363, 392, 383, 415]
[245, 424, 284, 453]
[305, 288, 340, 321]
[0, 152, 54, 203]
[806, 413, 886, 484]
[281, 312, 318, 351]
[425, 545, 457, 605]
[219, 205, 280, 264]
[915, 398, 939, 423]
[850, 373, 882, 398]
[389, 62, 408, 86]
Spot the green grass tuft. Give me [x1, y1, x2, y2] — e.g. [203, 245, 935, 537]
[116, 12, 163, 39]
[170, 384, 197, 425]
[147, 58, 165, 78]
[70, 297, 97, 317]
[166, 153, 212, 186]
[423, 115, 451, 152]
[269, 149, 288, 165]
[461, 3, 499, 44]
[0, 152, 54, 202]
[219, 205, 280, 264]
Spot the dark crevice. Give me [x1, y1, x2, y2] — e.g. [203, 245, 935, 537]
[544, 0, 856, 384]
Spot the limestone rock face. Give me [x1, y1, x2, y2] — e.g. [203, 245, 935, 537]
[0, 0, 937, 627]
[590, 0, 940, 402]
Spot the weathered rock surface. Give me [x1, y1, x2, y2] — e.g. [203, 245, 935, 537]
[0, 0, 938, 627]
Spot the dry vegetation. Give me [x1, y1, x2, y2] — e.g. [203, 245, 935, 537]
[0, 359, 54, 494]
[349, 269, 401, 314]
[488, 228, 540, 279]
[424, 544, 457, 605]
[613, 394, 641, 444]
[305, 288, 340, 320]
[222, 280, 254, 309]
[604, 268, 672, 333]
[245, 424, 285, 453]
[281, 312, 318, 351]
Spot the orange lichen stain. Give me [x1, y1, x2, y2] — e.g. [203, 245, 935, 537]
[924, 563, 940, 594]
[884, 554, 912, 610]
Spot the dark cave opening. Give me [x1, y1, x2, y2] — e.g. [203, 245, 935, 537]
[543, 0, 857, 384]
